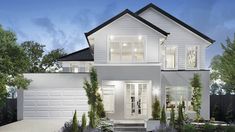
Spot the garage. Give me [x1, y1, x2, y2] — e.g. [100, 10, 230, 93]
[18, 73, 89, 120]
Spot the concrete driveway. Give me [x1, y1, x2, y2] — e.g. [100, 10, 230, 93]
[0, 119, 68, 132]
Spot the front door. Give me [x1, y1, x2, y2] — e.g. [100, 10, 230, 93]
[125, 83, 148, 119]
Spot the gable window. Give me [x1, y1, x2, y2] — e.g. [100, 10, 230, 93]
[109, 36, 145, 63]
[186, 46, 198, 69]
[165, 46, 177, 69]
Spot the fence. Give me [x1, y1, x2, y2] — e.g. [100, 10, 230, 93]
[210, 95, 235, 122]
[0, 99, 17, 126]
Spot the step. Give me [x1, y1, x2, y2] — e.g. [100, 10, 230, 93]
[114, 123, 146, 132]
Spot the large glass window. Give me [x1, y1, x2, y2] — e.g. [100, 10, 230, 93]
[165, 46, 177, 69]
[109, 36, 145, 63]
[166, 86, 193, 111]
[186, 46, 198, 69]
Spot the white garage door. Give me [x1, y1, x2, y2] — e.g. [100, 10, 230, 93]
[23, 88, 88, 119]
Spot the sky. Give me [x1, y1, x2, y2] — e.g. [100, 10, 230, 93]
[0, 0, 235, 67]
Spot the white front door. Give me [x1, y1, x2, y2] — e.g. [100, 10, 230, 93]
[125, 83, 148, 119]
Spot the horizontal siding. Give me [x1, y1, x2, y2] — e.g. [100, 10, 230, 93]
[21, 74, 89, 119]
[139, 8, 208, 70]
[93, 14, 164, 64]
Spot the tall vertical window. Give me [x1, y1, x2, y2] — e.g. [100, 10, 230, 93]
[186, 46, 198, 69]
[109, 36, 145, 63]
[166, 86, 193, 111]
[165, 46, 177, 69]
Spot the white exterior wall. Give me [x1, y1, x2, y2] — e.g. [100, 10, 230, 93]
[90, 14, 165, 64]
[139, 8, 210, 69]
[161, 70, 210, 120]
[18, 73, 89, 120]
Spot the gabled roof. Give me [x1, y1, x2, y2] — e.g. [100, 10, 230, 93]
[136, 3, 215, 43]
[85, 9, 169, 37]
[58, 47, 94, 61]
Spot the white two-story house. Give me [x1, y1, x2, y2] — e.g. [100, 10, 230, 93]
[18, 3, 214, 122]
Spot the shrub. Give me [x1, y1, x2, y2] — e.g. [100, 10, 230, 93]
[169, 105, 175, 127]
[81, 113, 86, 131]
[225, 103, 234, 123]
[225, 125, 235, 132]
[152, 97, 160, 120]
[182, 124, 196, 132]
[160, 105, 166, 125]
[203, 123, 216, 132]
[62, 120, 73, 132]
[89, 109, 96, 128]
[72, 110, 79, 132]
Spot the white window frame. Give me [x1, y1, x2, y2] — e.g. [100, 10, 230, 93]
[107, 35, 147, 63]
[164, 45, 178, 70]
[185, 45, 200, 70]
[165, 86, 194, 112]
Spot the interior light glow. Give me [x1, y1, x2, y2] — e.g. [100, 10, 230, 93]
[153, 88, 160, 96]
[134, 48, 137, 52]
[138, 35, 142, 40]
[110, 35, 114, 40]
[123, 43, 127, 46]
[110, 49, 113, 52]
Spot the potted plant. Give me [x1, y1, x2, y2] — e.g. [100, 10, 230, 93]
[146, 97, 161, 131]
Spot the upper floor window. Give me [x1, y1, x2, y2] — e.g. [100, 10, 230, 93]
[186, 46, 198, 69]
[165, 46, 177, 69]
[109, 36, 145, 63]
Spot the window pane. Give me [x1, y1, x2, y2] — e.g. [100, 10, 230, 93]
[165, 47, 176, 69]
[121, 42, 132, 62]
[133, 42, 144, 62]
[110, 42, 121, 62]
[166, 86, 193, 111]
[187, 46, 198, 68]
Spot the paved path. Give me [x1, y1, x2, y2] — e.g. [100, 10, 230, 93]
[0, 119, 67, 132]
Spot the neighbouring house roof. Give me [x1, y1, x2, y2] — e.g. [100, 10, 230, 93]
[136, 3, 215, 43]
[58, 47, 94, 61]
[85, 9, 170, 46]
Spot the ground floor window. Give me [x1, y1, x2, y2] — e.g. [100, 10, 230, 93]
[166, 86, 193, 111]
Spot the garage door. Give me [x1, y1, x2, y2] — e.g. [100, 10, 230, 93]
[23, 88, 88, 119]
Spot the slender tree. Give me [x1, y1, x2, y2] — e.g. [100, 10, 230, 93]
[83, 67, 105, 128]
[81, 113, 87, 131]
[152, 97, 160, 120]
[72, 110, 78, 132]
[160, 105, 166, 125]
[169, 105, 175, 127]
[190, 73, 202, 120]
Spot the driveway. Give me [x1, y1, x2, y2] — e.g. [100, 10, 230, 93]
[0, 119, 67, 132]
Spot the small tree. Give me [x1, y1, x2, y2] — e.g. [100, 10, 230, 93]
[169, 105, 175, 127]
[81, 113, 86, 131]
[177, 103, 184, 130]
[152, 97, 160, 120]
[160, 105, 166, 125]
[83, 67, 105, 128]
[190, 73, 202, 121]
[72, 110, 78, 132]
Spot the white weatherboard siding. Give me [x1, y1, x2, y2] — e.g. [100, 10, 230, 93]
[139, 8, 209, 69]
[18, 73, 89, 120]
[90, 14, 165, 64]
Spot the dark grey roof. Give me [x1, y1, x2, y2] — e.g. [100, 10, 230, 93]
[136, 3, 215, 43]
[85, 9, 169, 37]
[58, 47, 94, 61]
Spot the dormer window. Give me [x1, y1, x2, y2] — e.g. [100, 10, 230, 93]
[109, 36, 145, 63]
